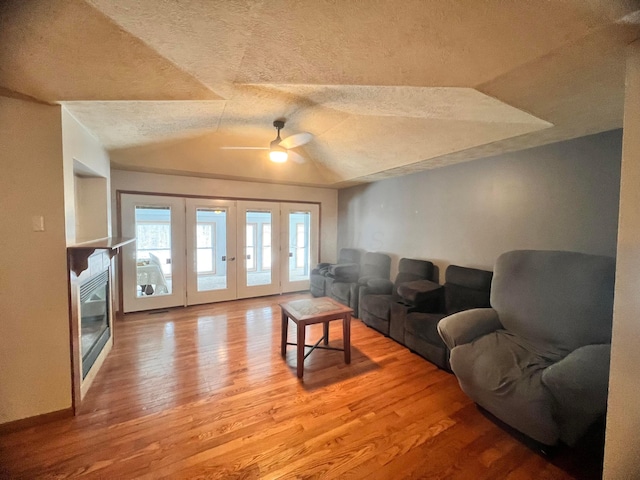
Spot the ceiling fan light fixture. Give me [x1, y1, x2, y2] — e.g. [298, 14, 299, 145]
[269, 145, 288, 163]
[269, 120, 288, 163]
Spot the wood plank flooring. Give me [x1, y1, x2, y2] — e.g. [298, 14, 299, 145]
[0, 293, 603, 479]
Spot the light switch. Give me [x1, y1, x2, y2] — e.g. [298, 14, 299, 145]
[32, 215, 45, 232]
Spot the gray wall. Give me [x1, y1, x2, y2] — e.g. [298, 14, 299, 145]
[338, 130, 622, 280]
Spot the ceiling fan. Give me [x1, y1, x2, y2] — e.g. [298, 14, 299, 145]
[221, 120, 313, 164]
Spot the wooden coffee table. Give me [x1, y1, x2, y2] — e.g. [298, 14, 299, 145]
[280, 297, 353, 378]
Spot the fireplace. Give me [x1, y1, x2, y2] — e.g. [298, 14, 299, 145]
[80, 270, 110, 378]
[68, 237, 134, 409]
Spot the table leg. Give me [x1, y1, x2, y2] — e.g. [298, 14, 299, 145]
[343, 313, 351, 364]
[297, 320, 306, 378]
[323, 321, 329, 345]
[280, 309, 288, 357]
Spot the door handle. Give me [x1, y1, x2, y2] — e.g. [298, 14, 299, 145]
[289, 252, 293, 257]
[222, 256, 236, 261]
[246, 254, 251, 260]
[229, 257, 236, 261]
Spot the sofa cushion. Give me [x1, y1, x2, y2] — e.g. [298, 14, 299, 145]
[491, 250, 615, 356]
[450, 329, 559, 445]
[405, 312, 446, 345]
[394, 258, 434, 292]
[444, 265, 492, 314]
[445, 284, 491, 314]
[365, 278, 394, 294]
[361, 294, 395, 320]
[328, 262, 360, 281]
[360, 252, 391, 279]
[337, 248, 362, 264]
[446, 265, 493, 291]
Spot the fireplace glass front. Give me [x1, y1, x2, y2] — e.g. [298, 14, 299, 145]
[80, 270, 110, 378]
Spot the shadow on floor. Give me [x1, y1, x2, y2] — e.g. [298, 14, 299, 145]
[477, 406, 605, 480]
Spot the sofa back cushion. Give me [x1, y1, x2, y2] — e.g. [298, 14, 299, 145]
[359, 252, 391, 283]
[394, 258, 434, 293]
[444, 265, 493, 314]
[491, 250, 615, 356]
[338, 248, 361, 265]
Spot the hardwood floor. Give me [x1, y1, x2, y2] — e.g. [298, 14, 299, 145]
[0, 293, 603, 479]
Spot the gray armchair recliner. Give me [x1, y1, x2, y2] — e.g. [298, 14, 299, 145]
[327, 252, 391, 317]
[438, 250, 616, 446]
[310, 248, 361, 297]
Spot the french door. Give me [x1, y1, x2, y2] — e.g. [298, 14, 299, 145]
[185, 198, 237, 305]
[121, 194, 186, 313]
[281, 203, 319, 293]
[121, 194, 318, 313]
[236, 201, 281, 299]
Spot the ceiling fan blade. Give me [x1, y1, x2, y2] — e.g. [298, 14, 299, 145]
[280, 132, 313, 150]
[289, 151, 306, 164]
[220, 146, 269, 150]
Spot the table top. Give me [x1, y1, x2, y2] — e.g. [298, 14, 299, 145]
[280, 297, 353, 322]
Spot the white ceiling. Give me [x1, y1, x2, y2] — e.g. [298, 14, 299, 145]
[1, 0, 639, 187]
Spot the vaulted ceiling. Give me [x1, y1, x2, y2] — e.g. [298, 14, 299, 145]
[1, 1, 639, 187]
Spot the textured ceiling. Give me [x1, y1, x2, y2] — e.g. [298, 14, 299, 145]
[1, 0, 639, 187]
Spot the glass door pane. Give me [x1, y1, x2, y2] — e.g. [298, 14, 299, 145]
[196, 208, 225, 291]
[186, 199, 237, 306]
[281, 203, 319, 293]
[246, 210, 271, 287]
[289, 212, 310, 283]
[237, 201, 280, 299]
[121, 194, 186, 313]
[135, 206, 172, 296]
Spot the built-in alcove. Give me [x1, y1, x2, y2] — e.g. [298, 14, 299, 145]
[73, 159, 108, 243]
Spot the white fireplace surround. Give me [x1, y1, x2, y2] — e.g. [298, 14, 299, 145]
[67, 237, 133, 408]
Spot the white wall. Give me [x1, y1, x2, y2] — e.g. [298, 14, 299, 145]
[338, 130, 621, 280]
[603, 40, 640, 479]
[75, 176, 109, 241]
[0, 96, 71, 423]
[62, 107, 111, 244]
[110, 170, 339, 262]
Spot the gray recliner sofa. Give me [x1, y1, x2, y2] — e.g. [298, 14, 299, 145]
[438, 250, 615, 446]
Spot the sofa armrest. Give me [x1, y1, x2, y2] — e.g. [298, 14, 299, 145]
[311, 262, 331, 276]
[397, 279, 442, 305]
[541, 344, 611, 416]
[437, 308, 502, 350]
[327, 262, 360, 282]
